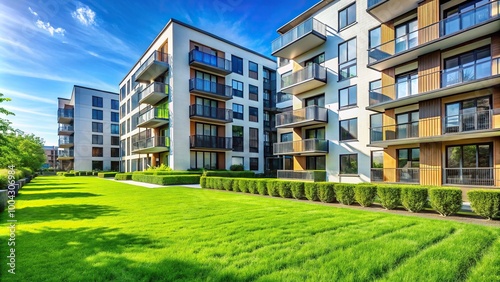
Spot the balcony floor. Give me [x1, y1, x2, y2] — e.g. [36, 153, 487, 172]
[139, 91, 168, 105]
[272, 32, 326, 59]
[137, 118, 169, 129]
[132, 147, 169, 154]
[280, 79, 326, 95]
[136, 61, 169, 83]
[189, 61, 231, 76]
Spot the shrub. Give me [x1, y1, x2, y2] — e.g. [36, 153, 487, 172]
[114, 173, 133, 180]
[0, 174, 8, 189]
[213, 178, 223, 190]
[19, 167, 33, 177]
[311, 170, 327, 182]
[63, 173, 75, 177]
[335, 184, 355, 205]
[98, 172, 117, 178]
[429, 188, 462, 216]
[290, 182, 305, 200]
[304, 183, 319, 201]
[222, 178, 233, 191]
[200, 176, 207, 188]
[206, 177, 214, 189]
[239, 179, 249, 193]
[267, 180, 280, 197]
[377, 186, 401, 210]
[468, 190, 500, 220]
[132, 174, 200, 185]
[257, 179, 268, 195]
[0, 190, 7, 212]
[318, 182, 335, 203]
[277, 181, 292, 198]
[146, 163, 172, 172]
[204, 171, 255, 178]
[354, 185, 377, 207]
[154, 171, 202, 176]
[229, 164, 244, 171]
[247, 179, 258, 194]
[401, 187, 428, 212]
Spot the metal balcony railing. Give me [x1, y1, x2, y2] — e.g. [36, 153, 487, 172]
[189, 135, 232, 150]
[58, 150, 74, 158]
[276, 105, 328, 127]
[189, 49, 231, 73]
[189, 104, 233, 122]
[444, 168, 495, 186]
[444, 110, 493, 133]
[58, 124, 74, 132]
[58, 136, 74, 145]
[132, 136, 170, 151]
[273, 139, 328, 155]
[271, 18, 326, 53]
[281, 63, 327, 89]
[277, 170, 326, 182]
[189, 78, 233, 99]
[137, 107, 169, 125]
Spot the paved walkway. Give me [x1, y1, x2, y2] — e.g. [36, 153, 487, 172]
[105, 178, 201, 189]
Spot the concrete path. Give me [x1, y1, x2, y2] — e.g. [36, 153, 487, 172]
[105, 178, 201, 189]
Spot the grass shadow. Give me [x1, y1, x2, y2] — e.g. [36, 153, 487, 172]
[18, 192, 101, 201]
[26, 183, 85, 187]
[19, 204, 119, 223]
[22, 186, 84, 191]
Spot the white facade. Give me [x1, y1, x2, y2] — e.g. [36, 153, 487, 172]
[119, 19, 276, 172]
[57, 86, 120, 171]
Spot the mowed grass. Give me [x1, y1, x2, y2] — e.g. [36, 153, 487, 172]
[0, 176, 499, 282]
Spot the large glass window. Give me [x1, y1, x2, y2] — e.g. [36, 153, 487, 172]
[443, 0, 491, 35]
[92, 147, 103, 157]
[445, 96, 491, 133]
[281, 132, 293, 142]
[340, 154, 358, 174]
[249, 106, 258, 122]
[232, 55, 243, 75]
[190, 151, 218, 170]
[305, 128, 325, 139]
[249, 85, 258, 101]
[443, 47, 491, 87]
[396, 71, 418, 99]
[92, 109, 103, 120]
[307, 156, 326, 170]
[304, 53, 325, 66]
[111, 124, 119, 135]
[369, 27, 381, 49]
[370, 113, 383, 142]
[92, 96, 103, 107]
[232, 125, 244, 152]
[250, 158, 259, 170]
[339, 85, 357, 108]
[339, 38, 357, 80]
[232, 80, 243, 97]
[232, 103, 243, 120]
[111, 148, 120, 158]
[396, 111, 419, 139]
[111, 99, 119, 110]
[111, 112, 119, 122]
[249, 128, 259, 153]
[92, 161, 103, 171]
[395, 19, 418, 53]
[111, 136, 120, 146]
[339, 3, 356, 30]
[305, 94, 325, 107]
[397, 148, 420, 183]
[249, 61, 258, 79]
[446, 143, 493, 185]
[92, 122, 103, 133]
[92, 135, 103, 145]
[340, 118, 357, 141]
[371, 151, 384, 181]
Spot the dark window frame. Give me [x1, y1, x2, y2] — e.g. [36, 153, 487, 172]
[340, 154, 358, 175]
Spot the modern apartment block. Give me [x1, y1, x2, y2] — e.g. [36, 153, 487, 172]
[119, 19, 277, 173]
[43, 145, 58, 169]
[272, 0, 381, 182]
[57, 86, 121, 171]
[271, 0, 500, 189]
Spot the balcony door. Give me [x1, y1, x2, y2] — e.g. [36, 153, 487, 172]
[395, 19, 418, 54]
[195, 71, 217, 93]
[442, 47, 491, 87]
[305, 128, 325, 140]
[445, 96, 491, 133]
[397, 148, 420, 183]
[445, 143, 493, 185]
[396, 71, 418, 99]
[396, 111, 419, 139]
[305, 94, 325, 107]
[195, 97, 218, 119]
[443, 0, 491, 35]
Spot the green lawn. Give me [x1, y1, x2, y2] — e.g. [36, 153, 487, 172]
[1, 176, 499, 281]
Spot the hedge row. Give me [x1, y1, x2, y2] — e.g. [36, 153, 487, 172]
[114, 173, 133, 180]
[132, 174, 200, 185]
[203, 171, 255, 178]
[201, 177, 500, 219]
[57, 171, 100, 176]
[98, 172, 117, 178]
[132, 171, 202, 176]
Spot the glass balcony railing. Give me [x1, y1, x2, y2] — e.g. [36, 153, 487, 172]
[58, 108, 74, 119]
[58, 136, 74, 146]
[189, 135, 232, 150]
[138, 82, 169, 104]
[132, 136, 170, 152]
[189, 49, 231, 74]
[189, 104, 233, 122]
[281, 63, 327, 90]
[58, 124, 74, 132]
[189, 78, 233, 99]
[276, 105, 328, 128]
[277, 170, 326, 182]
[137, 106, 169, 126]
[58, 150, 74, 158]
[277, 92, 292, 103]
[134, 51, 169, 82]
[368, 1, 500, 64]
[271, 18, 326, 53]
[273, 139, 328, 155]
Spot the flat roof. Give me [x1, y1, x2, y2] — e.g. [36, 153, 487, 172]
[276, 0, 333, 34]
[74, 85, 118, 95]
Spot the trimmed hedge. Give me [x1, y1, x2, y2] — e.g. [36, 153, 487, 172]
[132, 174, 201, 185]
[317, 183, 335, 203]
[203, 171, 255, 178]
[304, 183, 319, 201]
[335, 184, 355, 205]
[429, 188, 462, 216]
[247, 179, 259, 194]
[239, 179, 249, 193]
[98, 172, 117, 178]
[277, 181, 292, 198]
[290, 182, 305, 200]
[377, 186, 401, 210]
[0, 190, 7, 212]
[257, 180, 268, 195]
[267, 180, 280, 197]
[200, 176, 207, 188]
[63, 173, 75, 177]
[354, 185, 377, 207]
[401, 187, 428, 213]
[114, 173, 133, 180]
[468, 190, 500, 220]
[222, 178, 233, 191]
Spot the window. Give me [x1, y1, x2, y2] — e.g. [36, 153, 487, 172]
[307, 156, 325, 170]
[233, 103, 243, 120]
[111, 124, 119, 134]
[339, 3, 356, 30]
[121, 122, 126, 136]
[305, 128, 325, 139]
[111, 148, 120, 158]
[249, 61, 258, 79]
[249, 85, 258, 101]
[340, 118, 357, 141]
[443, 47, 491, 87]
[397, 148, 420, 183]
[190, 151, 218, 169]
[92, 96, 103, 107]
[249, 106, 258, 122]
[340, 154, 358, 174]
[232, 80, 243, 97]
[371, 151, 384, 181]
[370, 113, 383, 142]
[92, 109, 103, 120]
[369, 79, 382, 104]
[233, 125, 244, 152]
[396, 111, 419, 139]
[304, 53, 325, 66]
[120, 104, 126, 119]
[395, 19, 418, 54]
[446, 143, 493, 185]
[339, 85, 357, 108]
[111, 99, 119, 110]
[232, 156, 244, 167]
[131, 113, 139, 130]
[92, 135, 103, 145]
[92, 122, 103, 133]
[250, 158, 259, 170]
[120, 86, 126, 100]
[111, 161, 120, 171]
[445, 96, 491, 133]
[396, 71, 418, 99]
[232, 55, 243, 75]
[250, 128, 259, 153]
[195, 123, 218, 136]
[131, 92, 140, 111]
[111, 136, 120, 146]
[369, 26, 381, 49]
[281, 132, 293, 142]
[92, 147, 103, 157]
[339, 38, 357, 80]
[443, 0, 491, 35]
[111, 112, 119, 122]
[126, 79, 130, 94]
[305, 94, 325, 107]
[92, 161, 103, 171]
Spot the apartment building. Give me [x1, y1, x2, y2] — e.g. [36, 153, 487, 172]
[43, 146, 58, 169]
[119, 19, 277, 173]
[272, 0, 381, 182]
[57, 86, 121, 171]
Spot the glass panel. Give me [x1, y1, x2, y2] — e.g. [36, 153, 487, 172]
[462, 145, 477, 167]
[347, 39, 356, 61]
[411, 149, 420, 167]
[398, 150, 408, 168]
[372, 151, 384, 168]
[478, 144, 491, 167]
[447, 146, 461, 168]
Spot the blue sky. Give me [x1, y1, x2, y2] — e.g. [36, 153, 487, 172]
[0, 0, 318, 146]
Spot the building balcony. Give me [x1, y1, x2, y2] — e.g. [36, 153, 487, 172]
[189, 135, 232, 151]
[370, 168, 420, 184]
[58, 124, 74, 136]
[276, 105, 328, 128]
[370, 109, 500, 148]
[271, 18, 327, 59]
[264, 141, 273, 157]
[57, 108, 74, 124]
[189, 104, 233, 123]
[277, 170, 326, 182]
[273, 139, 328, 156]
[367, 0, 419, 23]
[138, 82, 169, 105]
[368, 1, 500, 70]
[189, 49, 231, 76]
[137, 107, 169, 128]
[444, 168, 496, 186]
[189, 78, 233, 101]
[368, 58, 500, 112]
[135, 51, 169, 83]
[57, 150, 74, 160]
[132, 136, 170, 154]
[280, 63, 327, 94]
[58, 136, 74, 148]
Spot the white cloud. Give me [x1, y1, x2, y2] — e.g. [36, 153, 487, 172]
[0, 88, 57, 105]
[35, 20, 65, 36]
[71, 5, 96, 26]
[4, 105, 55, 118]
[28, 7, 38, 16]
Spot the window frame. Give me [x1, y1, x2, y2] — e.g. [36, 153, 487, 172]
[339, 85, 357, 109]
[249, 106, 259, 122]
[340, 118, 358, 141]
[92, 109, 103, 120]
[232, 55, 243, 75]
[338, 37, 357, 81]
[232, 103, 244, 120]
[339, 2, 357, 30]
[340, 154, 358, 175]
[92, 96, 103, 108]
